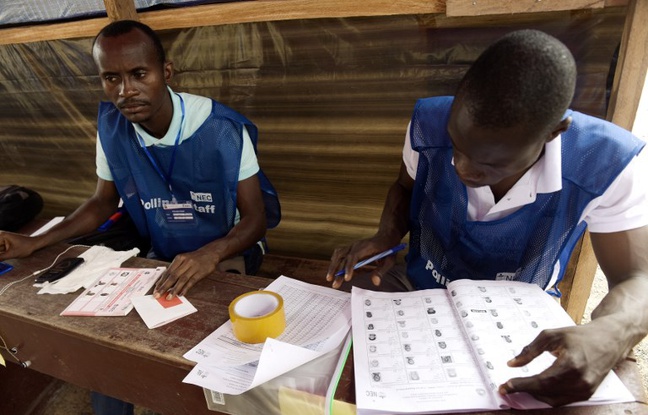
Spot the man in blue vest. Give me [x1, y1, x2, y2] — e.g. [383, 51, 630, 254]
[327, 30, 648, 406]
[0, 20, 280, 415]
[0, 20, 279, 295]
[0, 19, 280, 414]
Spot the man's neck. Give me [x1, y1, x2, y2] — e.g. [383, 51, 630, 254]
[141, 92, 174, 139]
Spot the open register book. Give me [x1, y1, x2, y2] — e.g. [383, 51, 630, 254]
[352, 279, 635, 414]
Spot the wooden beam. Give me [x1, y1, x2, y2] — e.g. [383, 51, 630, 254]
[446, 0, 605, 17]
[0, 0, 444, 45]
[606, 0, 648, 130]
[103, 0, 139, 21]
[141, 0, 443, 31]
[0, 18, 112, 45]
[559, 232, 600, 324]
[562, 0, 646, 324]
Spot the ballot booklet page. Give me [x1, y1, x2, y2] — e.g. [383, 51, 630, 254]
[351, 280, 634, 415]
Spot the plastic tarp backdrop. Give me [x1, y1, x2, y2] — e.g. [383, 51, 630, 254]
[0, 9, 626, 258]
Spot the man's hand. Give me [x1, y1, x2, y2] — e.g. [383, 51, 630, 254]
[326, 237, 397, 289]
[153, 248, 220, 299]
[498, 321, 624, 406]
[325, 162, 413, 289]
[0, 231, 40, 261]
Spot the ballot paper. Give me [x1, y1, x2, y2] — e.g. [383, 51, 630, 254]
[182, 275, 351, 395]
[352, 280, 635, 415]
[60, 267, 165, 316]
[132, 294, 198, 329]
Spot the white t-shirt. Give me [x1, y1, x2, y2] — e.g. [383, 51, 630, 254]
[96, 89, 259, 182]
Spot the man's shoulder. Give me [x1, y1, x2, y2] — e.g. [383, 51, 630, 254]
[178, 91, 250, 123]
[178, 91, 213, 113]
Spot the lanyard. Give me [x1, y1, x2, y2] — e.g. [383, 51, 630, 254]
[135, 93, 185, 197]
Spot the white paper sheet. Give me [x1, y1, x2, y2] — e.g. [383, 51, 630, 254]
[30, 216, 65, 236]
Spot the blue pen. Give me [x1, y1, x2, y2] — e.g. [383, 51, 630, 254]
[335, 243, 407, 277]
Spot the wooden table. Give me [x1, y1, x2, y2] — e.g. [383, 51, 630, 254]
[0, 244, 647, 415]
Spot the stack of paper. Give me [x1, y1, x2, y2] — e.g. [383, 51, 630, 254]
[182, 276, 351, 395]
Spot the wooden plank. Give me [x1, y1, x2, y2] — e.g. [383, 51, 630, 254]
[570, 0, 648, 326]
[606, 0, 648, 130]
[103, 0, 139, 21]
[446, 0, 605, 17]
[560, 232, 600, 323]
[0, 0, 444, 46]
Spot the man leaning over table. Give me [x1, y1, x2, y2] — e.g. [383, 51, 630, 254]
[0, 19, 280, 415]
[327, 29, 648, 407]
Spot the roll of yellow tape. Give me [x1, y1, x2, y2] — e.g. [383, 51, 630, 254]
[229, 290, 286, 344]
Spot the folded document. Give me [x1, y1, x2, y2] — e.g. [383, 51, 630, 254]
[132, 294, 198, 329]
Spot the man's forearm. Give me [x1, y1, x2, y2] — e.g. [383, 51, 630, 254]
[200, 213, 266, 262]
[375, 179, 412, 244]
[591, 273, 648, 357]
[33, 198, 116, 250]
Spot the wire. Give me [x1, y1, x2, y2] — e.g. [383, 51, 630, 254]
[0, 244, 85, 296]
[0, 331, 21, 364]
[0, 244, 86, 368]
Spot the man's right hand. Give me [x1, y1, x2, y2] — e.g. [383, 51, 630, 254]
[326, 162, 414, 289]
[0, 231, 39, 261]
[326, 237, 397, 289]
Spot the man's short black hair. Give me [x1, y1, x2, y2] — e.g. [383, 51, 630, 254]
[456, 30, 576, 136]
[93, 20, 166, 65]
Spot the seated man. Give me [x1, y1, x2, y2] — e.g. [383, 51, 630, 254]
[0, 20, 281, 414]
[327, 29, 648, 406]
[0, 20, 280, 296]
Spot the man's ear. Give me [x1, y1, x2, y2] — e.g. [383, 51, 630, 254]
[547, 116, 572, 143]
[164, 61, 174, 84]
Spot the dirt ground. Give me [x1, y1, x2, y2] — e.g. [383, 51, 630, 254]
[582, 267, 648, 396]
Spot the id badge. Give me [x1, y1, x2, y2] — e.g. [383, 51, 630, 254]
[163, 201, 196, 223]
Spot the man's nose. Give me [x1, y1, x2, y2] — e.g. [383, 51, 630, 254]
[119, 77, 137, 97]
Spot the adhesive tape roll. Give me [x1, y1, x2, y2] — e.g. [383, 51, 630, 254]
[229, 290, 286, 344]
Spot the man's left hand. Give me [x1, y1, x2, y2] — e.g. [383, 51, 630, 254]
[498, 322, 625, 406]
[153, 248, 219, 299]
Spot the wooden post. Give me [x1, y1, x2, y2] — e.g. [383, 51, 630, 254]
[103, 0, 139, 22]
[560, 232, 601, 323]
[564, 0, 648, 324]
[606, 0, 648, 129]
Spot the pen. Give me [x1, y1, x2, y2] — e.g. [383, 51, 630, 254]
[98, 208, 124, 232]
[335, 243, 407, 277]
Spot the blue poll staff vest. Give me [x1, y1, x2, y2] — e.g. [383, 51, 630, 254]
[407, 96, 644, 290]
[97, 100, 280, 260]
